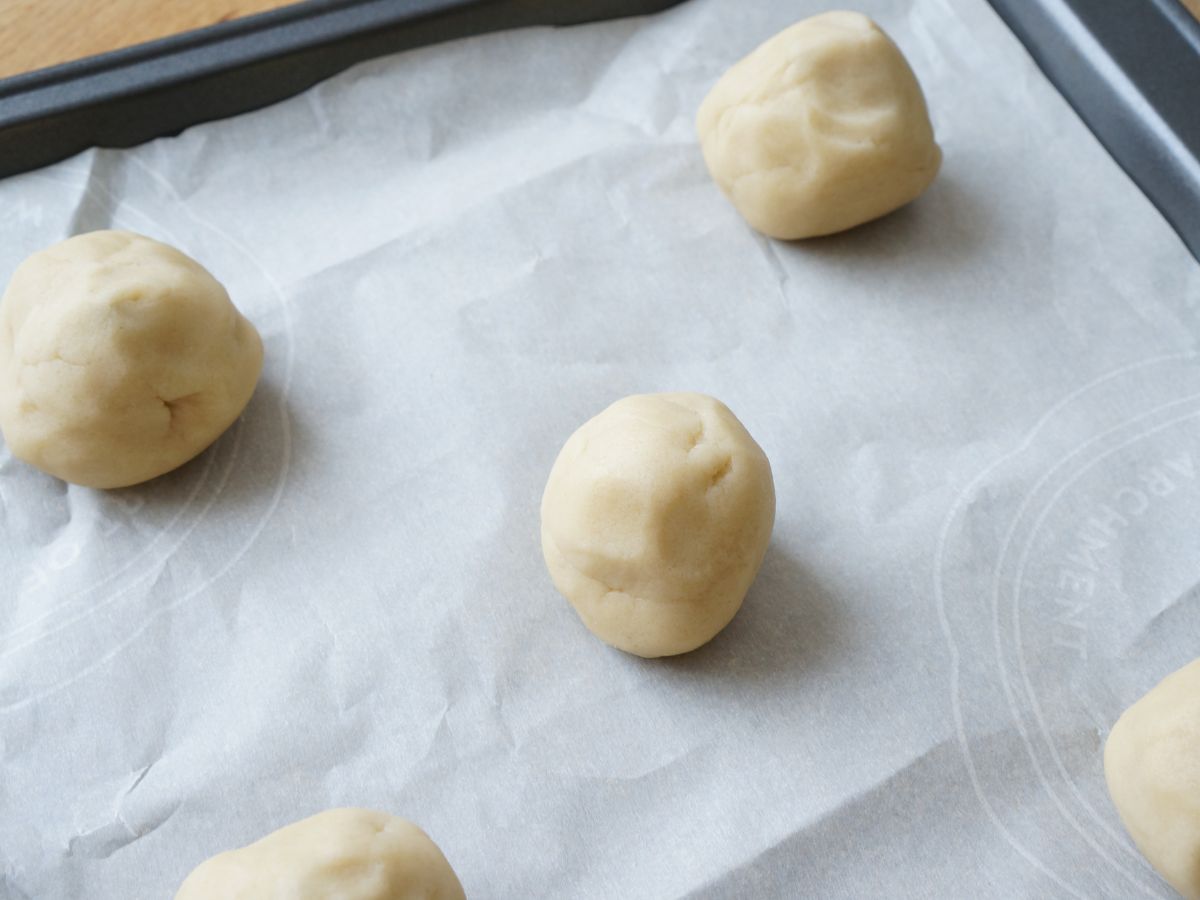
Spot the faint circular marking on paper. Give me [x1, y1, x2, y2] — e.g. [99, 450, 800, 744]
[0, 158, 294, 711]
[934, 354, 1200, 898]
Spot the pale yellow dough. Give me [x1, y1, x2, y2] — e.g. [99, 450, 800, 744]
[541, 393, 775, 658]
[1104, 658, 1200, 899]
[696, 11, 941, 240]
[0, 230, 263, 488]
[174, 808, 467, 900]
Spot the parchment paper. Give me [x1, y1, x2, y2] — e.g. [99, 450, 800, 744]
[2, 0, 1199, 896]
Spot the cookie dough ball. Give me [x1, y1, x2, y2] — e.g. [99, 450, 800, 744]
[0, 230, 263, 488]
[696, 11, 941, 239]
[1104, 658, 1200, 900]
[541, 393, 775, 658]
[175, 808, 467, 900]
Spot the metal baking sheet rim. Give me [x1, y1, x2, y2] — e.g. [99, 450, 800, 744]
[0, 0, 1198, 264]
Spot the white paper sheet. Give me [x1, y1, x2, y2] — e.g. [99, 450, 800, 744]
[2, 0, 1199, 896]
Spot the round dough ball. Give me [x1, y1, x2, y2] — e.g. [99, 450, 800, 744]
[541, 392, 775, 658]
[175, 808, 467, 900]
[1104, 658, 1200, 900]
[696, 11, 941, 240]
[0, 230, 263, 488]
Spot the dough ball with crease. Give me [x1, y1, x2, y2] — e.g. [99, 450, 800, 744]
[0, 230, 263, 488]
[696, 11, 941, 239]
[1104, 658, 1200, 900]
[175, 808, 467, 900]
[541, 392, 775, 658]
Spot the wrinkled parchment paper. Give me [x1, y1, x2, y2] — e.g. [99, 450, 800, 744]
[2, 0, 1199, 896]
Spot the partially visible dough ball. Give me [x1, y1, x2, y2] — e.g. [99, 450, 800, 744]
[1104, 658, 1200, 900]
[0, 230, 263, 488]
[175, 808, 467, 900]
[541, 393, 775, 658]
[696, 11, 941, 239]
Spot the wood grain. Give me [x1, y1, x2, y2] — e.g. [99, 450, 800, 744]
[0, 0, 299, 79]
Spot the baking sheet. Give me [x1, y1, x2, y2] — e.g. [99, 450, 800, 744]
[2, 0, 1199, 896]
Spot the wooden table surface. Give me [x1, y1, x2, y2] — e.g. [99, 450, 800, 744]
[0, 0, 1198, 80]
[0, 0, 298, 79]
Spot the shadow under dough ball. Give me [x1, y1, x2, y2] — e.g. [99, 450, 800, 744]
[541, 393, 776, 658]
[174, 808, 467, 900]
[0, 230, 263, 488]
[1104, 657, 1200, 900]
[696, 10, 942, 240]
